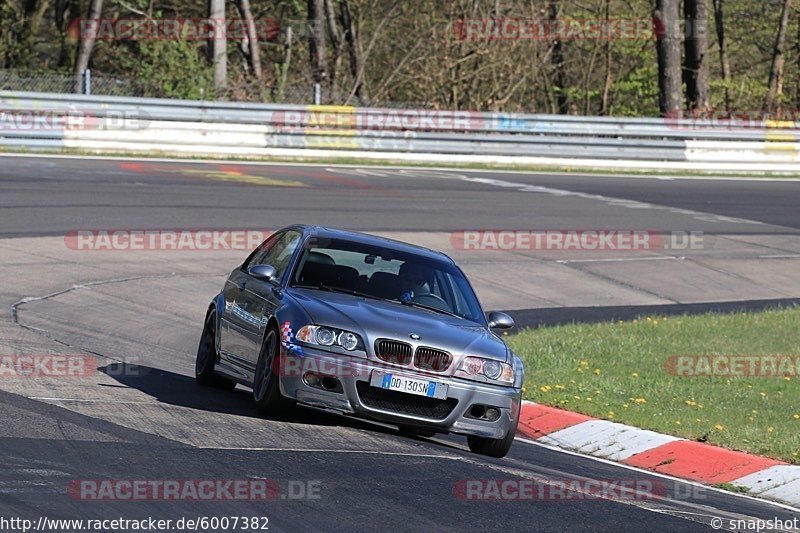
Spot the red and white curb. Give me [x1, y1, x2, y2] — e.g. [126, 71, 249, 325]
[518, 401, 800, 508]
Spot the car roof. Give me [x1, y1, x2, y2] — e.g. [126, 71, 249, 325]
[288, 225, 454, 264]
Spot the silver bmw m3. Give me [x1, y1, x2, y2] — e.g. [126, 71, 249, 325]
[196, 225, 524, 458]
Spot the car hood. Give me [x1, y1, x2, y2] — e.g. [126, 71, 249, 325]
[289, 288, 509, 362]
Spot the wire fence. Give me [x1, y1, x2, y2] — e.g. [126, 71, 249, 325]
[0, 69, 426, 109]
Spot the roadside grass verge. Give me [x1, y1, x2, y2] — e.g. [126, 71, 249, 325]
[508, 306, 800, 463]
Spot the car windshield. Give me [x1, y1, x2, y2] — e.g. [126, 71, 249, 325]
[290, 237, 486, 324]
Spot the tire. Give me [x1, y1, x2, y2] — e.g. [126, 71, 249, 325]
[466, 413, 519, 458]
[253, 325, 295, 414]
[398, 425, 437, 439]
[195, 309, 236, 391]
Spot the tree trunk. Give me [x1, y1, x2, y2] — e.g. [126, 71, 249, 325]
[684, 0, 709, 111]
[275, 26, 293, 102]
[235, 0, 261, 80]
[307, 0, 327, 87]
[209, 0, 227, 93]
[712, 0, 732, 110]
[74, 0, 103, 93]
[654, 0, 683, 116]
[766, 0, 792, 113]
[324, 0, 342, 97]
[340, 0, 366, 102]
[600, 0, 613, 115]
[549, 0, 568, 114]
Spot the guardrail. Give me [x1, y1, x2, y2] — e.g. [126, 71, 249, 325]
[2, 91, 800, 172]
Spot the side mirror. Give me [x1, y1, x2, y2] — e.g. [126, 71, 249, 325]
[248, 264, 278, 283]
[487, 311, 514, 330]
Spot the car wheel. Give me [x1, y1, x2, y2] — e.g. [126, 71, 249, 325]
[466, 412, 519, 458]
[195, 309, 236, 390]
[397, 425, 437, 439]
[253, 325, 295, 414]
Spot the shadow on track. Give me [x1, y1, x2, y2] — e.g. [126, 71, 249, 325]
[97, 363, 418, 439]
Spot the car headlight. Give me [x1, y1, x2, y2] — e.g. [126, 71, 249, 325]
[296, 325, 364, 352]
[456, 356, 515, 385]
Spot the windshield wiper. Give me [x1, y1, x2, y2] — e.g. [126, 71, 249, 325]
[293, 284, 392, 303]
[400, 300, 464, 319]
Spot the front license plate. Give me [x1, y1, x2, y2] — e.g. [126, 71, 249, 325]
[370, 371, 448, 400]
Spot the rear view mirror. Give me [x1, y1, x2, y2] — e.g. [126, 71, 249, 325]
[487, 311, 514, 329]
[248, 264, 278, 283]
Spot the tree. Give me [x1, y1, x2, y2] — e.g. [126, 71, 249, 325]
[654, 0, 682, 116]
[712, 0, 732, 111]
[765, 0, 792, 113]
[684, 0, 709, 111]
[73, 0, 103, 93]
[209, 0, 227, 92]
[307, 0, 327, 88]
[549, 0, 568, 114]
[235, 0, 261, 80]
[340, 0, 365, 102]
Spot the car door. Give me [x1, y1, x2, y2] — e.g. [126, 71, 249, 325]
[219, 233, 280, 370]
[236, 230, 303, 366]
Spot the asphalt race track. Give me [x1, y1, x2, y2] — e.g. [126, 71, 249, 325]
[1, 154, 799, 532]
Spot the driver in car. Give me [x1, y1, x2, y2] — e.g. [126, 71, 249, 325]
[398, 262, 431, 303]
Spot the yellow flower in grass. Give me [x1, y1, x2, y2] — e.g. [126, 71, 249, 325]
[675, 420, 682, 425]
[555, 384, 565, 390]
[540, 385, 552, 393]
[793, 414, 800, 420]
[631, 372, 639, 378]
[594, 368, 601, 375]
[684, 400, 697, 407]
[767, 427, 774, 433]
[714, 424, 724, 431]
[633, 398, 647, 404]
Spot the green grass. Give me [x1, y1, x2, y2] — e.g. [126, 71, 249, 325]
[508, 307, 800, 463]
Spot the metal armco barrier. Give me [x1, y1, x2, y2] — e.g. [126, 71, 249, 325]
[2, 91, 800, 173]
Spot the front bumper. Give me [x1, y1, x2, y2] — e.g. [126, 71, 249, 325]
[278, 347, 521, 439]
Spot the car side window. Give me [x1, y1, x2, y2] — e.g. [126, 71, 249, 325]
[254, 230, 301, 281]
[243, 233, 281, 271]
